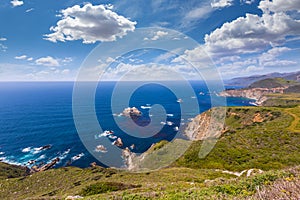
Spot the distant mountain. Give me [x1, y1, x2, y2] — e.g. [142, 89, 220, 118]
[248, 78, 299, 89]
[225, 71, 300, 87]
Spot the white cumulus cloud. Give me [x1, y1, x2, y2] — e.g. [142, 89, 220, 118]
[100, 62, 201, 81]
[44, 3, 136, 44]
[35, 56, 60, 67]
[15, 55, 27, 60]
[241, 0, 255, 5]
[215, 46, 297, 78]
[11, 0, 24, 7]
[258, 47, 296, 67]
[178, 0, 300, 63]
[211, 0, 234, 8]
[204, 11, 300, 56]
[62, 57, 73, 63]
[144, 31, 168, 41]
[259, 0, 300, 13]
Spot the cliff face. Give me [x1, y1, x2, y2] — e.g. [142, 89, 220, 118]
[219, 87, 286, 105]
[184, 107, 227, 141]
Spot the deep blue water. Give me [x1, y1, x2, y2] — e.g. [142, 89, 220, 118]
[0, 81, 254, 168]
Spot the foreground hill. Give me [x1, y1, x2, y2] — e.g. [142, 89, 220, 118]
[1, 163, 299, 200]
[1, 104, 300, 199]
[175, 106, 300, 171]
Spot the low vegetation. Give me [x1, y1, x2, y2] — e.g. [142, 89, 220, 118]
[263, 93, 300, 107]
[0, 162, 29, 179]
[79, 181, 140, 196]
[1, 163, 299, 199]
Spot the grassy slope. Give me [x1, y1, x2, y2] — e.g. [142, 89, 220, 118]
[263, 93, 300, 107]
[1, 163, 299, 199]
[0, 106, 300, 199]
[0, 162, 29, 179]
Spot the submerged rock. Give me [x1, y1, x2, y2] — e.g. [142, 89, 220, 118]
[90, 162, 97, 167]
[130, 144, 135, 150]
[95, 145, 107, 153]
[40, 144, 52, 150]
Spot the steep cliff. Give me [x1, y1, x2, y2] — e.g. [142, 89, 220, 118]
[184, 107, 227, 141]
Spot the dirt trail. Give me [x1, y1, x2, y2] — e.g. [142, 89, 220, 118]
[285, 106, 300, 133]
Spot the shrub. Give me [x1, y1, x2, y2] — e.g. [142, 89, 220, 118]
[79, 182, 140, 196]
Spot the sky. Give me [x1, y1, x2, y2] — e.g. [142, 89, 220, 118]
[0, 0, 299, 81]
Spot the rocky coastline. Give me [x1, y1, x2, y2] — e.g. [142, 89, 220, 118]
[219, 87, 286, 105]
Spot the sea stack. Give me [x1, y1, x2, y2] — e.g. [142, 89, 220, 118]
[113, 137, 123, 147]
[122, 107, 142, 117]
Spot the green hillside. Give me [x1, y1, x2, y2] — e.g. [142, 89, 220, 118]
[175, 106, 300, 171]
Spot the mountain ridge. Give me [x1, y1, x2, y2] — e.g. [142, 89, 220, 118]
[225, 71, 300, 87]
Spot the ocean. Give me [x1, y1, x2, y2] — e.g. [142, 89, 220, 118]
[0, 81, 254, 168]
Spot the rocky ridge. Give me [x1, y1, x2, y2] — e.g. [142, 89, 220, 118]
[184, 107, 227, 141]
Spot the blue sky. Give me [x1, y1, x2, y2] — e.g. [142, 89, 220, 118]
[0, 0, 299, 81]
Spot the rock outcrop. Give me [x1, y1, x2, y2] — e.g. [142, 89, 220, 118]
[30, 157, 60, 173]
[184, 107, 226, 141]
[122, 147, 137, 171]
[113, 137, 123, 147]
[253, 113, 264, 123]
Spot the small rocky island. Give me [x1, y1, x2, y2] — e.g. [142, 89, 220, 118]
[121, 107, 142, 117]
